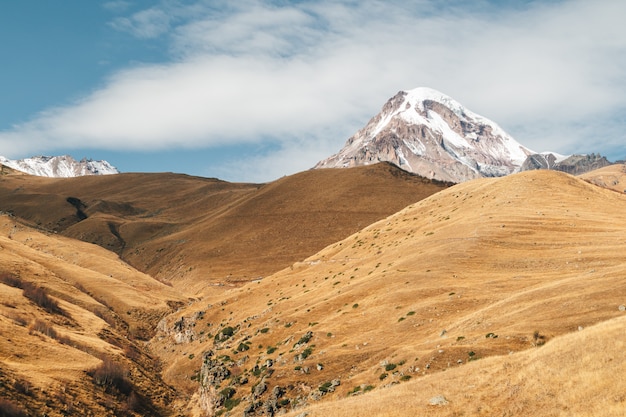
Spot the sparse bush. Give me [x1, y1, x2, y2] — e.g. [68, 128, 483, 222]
[319, 381, 333, 393]
[219, 386, 236, 402]
[12, 379, 32, 396]
[400, 375, 412, 381]
[0, 273, 23, 288]
[90, 357, 132, 395]
[384, 363, 397, 372]
[299, 347, 314, 360]
[379, 373, 388, 380]
[237, 343, 250, 352]
[0, 398, 27, 417]
[266, 346, 277, 354]
[260, 327, 270, 333]
[363, 385, 375, 392]
[294, 331, 313, 347]
[22, 282, 65, 316]
[29, 319, 57, 338]
[215, 326, 235, 342]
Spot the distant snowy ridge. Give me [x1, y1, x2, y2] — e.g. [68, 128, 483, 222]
[315, 87, 535, 183]
[0, 155, 119, 177]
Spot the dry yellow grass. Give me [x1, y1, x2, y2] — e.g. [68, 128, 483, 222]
[2, 165, 626, 416]
[152, 169, 626, 416]
[579, 162, 626, 193]
[0, 215, 186, 416]
[0, 163, 450, 293]
[280, 315, 626, 417]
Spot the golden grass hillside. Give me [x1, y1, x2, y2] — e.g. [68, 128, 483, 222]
[0, 215, 187, 416]
[151, 169, 626, 416]
[579, 162, 626, 193]
[0, 163, 451, 293]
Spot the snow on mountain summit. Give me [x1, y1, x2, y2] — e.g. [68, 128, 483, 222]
[0, 155, 119, 177]
[315, 87, 535, 182]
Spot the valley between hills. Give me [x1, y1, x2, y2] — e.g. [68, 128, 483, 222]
[1, 162, 626, 416]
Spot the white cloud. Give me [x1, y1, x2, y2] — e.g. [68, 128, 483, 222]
[109, 7, 171, 38]
[103, 1, 131, 13]
[2, 0, 625, 180]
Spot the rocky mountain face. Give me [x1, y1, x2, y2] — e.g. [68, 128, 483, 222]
[0, 155, 119, 177]
[520, 152, 612, 175]
[315, 87, 534, 183]
[315, 87, 613, 182]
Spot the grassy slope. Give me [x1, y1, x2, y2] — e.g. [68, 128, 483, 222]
[579, 162, 626, 193]
[0, 215, 186, 416]
[0, 163, 451, 293]
[151, 169, 626, 416]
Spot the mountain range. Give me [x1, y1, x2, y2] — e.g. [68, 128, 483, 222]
[1, 162, 625, 416]
[0, 88, 612, 182]
[0, 87, 625, 417]
[0, 155, 119, 177]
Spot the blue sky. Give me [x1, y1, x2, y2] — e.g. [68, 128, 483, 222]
[1, 0, 624, 182]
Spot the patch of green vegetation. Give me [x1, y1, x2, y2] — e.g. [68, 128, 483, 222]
[319, 381, 333, 393]
[379, 373, 388, 380]
[400, 375, 411, 381]
[300, 347, 314, 360]
[352, 303, 359, 309]
[260, 327, 270, 333]
[384, 363, 397, 372]
[363, 385, 375, 392]
[406, 311, 416, 316]
[266, 346, 277, 354]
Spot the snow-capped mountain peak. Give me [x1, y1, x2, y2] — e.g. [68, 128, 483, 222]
[315, 87, 535, 182]
[0, 155, 119, 177]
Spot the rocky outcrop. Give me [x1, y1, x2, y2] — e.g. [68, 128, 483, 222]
[521, 153, 612, 175]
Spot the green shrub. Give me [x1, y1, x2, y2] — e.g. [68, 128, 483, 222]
[384, 363, 397, 371]
[319, 381, 333, 393]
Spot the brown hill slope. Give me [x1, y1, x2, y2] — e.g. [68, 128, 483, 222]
[151, 170, 626, 416]
[0, 215, 187, 416]
[579, 162, 626, 193]
[0, 163, 451, 292]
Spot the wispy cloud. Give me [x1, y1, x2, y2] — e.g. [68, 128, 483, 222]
[103, 1, 131, 13]
[2, 0, 625, 181]
[109, 7, 171, 38]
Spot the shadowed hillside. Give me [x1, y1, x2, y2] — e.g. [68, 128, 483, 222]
[0, 215, 187, 416]
[150, 170, 626, 416]
[0, 163, 451, 293]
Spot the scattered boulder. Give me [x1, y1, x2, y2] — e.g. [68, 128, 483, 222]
[429, 394, 449, 406]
